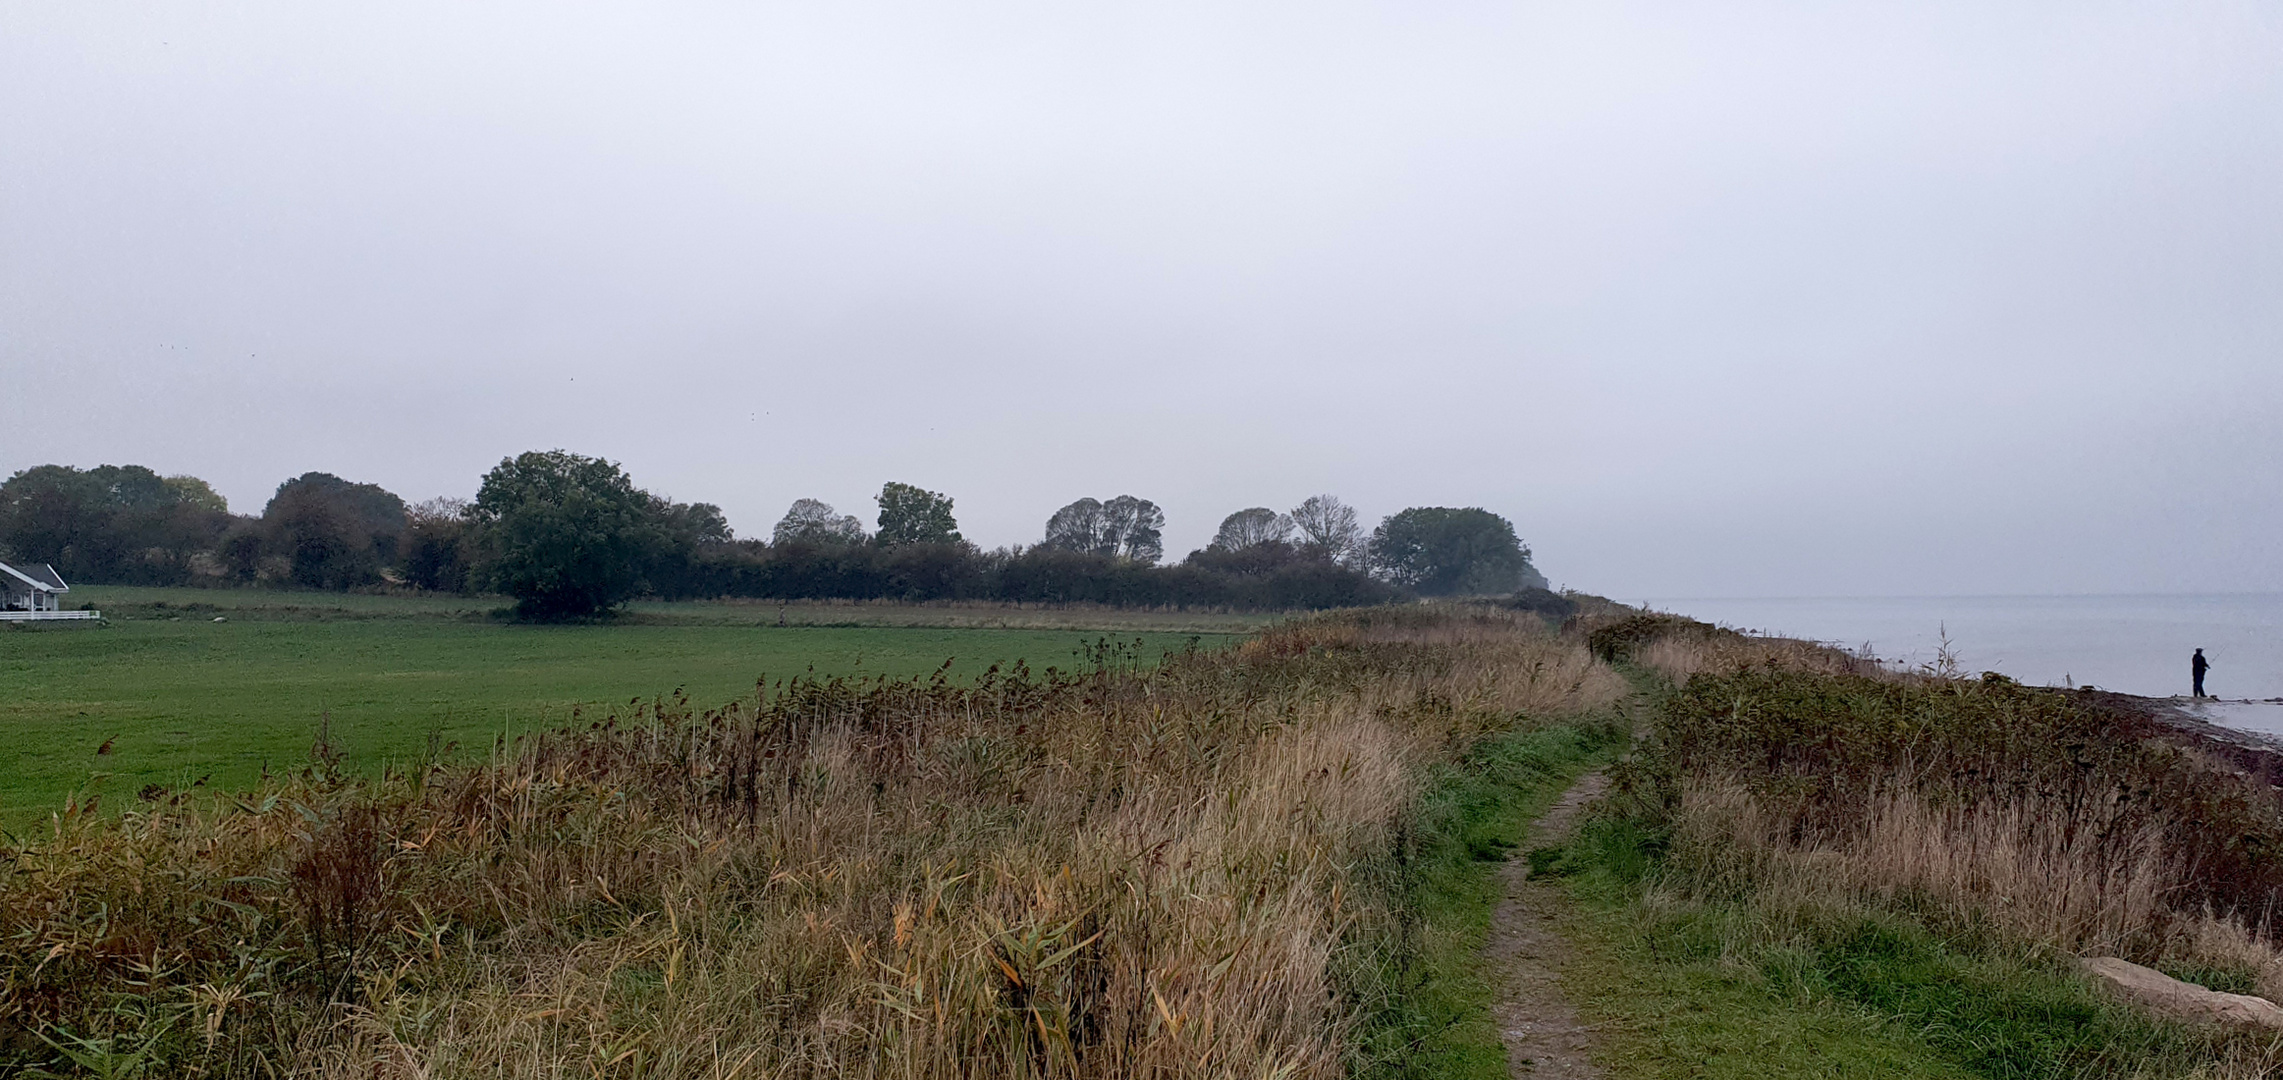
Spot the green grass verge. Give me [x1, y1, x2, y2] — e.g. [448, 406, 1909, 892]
[1347, 718, 1630, 1080]
[2, 589, 1238, 825]
[1539, 818, 2233, 1079]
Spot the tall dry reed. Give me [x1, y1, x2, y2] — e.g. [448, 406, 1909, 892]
[0, 606, 1623, 1079]
[1611, 615, 2283, 1005]
[1576, 609, 1884, 683]
[1668, 781, 2177, 958]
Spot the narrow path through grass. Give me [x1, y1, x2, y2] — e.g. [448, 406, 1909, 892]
[1491, 768, 1611, 1078]
[1348, 717, 1629, 1079]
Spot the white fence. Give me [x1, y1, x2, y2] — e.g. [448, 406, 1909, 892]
[0, 610, 100, 621]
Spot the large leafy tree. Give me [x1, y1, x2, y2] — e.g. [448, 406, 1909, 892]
[773, 499, 868, 545]
[261, 472, 408, 589]
[1041, 498, 1109, 553]
[1209, 507, 1292, 552]
[0, 463, 233, 583]
[875, 482, 960, 546]
[469, 450, 664, 617]
[1368, 507, 1544, 596]
[164, 475, 230, 513]
[645, 495, 732, 598]
[652, 498, 731, 548]
[1041, 495, 1164, 563]
[1100, 495, 1165, 564]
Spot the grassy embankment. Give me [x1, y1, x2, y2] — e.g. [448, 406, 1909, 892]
[19, 588, 2283, 1078]
[0, 604, 1629, 1078]
[0, 586, 1261, 824]
[1538, 613, 2283, 1079]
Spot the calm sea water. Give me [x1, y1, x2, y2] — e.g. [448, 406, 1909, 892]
[1643, 595, 2283, 702]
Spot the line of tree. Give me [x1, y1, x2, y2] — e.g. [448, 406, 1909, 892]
[0, 452, 1550, 617]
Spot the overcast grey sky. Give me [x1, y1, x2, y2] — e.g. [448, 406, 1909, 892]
[4, 1, 2277, 597]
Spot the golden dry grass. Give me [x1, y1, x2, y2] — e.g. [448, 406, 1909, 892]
[1664, 777, 2283, 1005]
[1669, 782, 2173, 954]
[1605, 610, 2283, 1035]
[1631, 630, 1883, 683]
[0, 605, 1623, 1079]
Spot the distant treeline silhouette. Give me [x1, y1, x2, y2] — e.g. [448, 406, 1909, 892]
[0, 453, 1549, 616]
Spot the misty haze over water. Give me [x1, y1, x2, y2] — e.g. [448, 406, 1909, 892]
[1650, 594, 2283, 701]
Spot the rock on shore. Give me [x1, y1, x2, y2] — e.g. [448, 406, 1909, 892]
[2080, 956, 2283, 1030]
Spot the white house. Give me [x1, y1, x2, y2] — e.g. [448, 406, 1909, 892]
[0, 560, 98, 620]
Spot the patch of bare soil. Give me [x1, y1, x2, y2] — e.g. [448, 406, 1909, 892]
[1486, 770, 1609, 1079]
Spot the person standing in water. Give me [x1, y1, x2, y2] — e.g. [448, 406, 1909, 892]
[2193, 648, 2211, 699]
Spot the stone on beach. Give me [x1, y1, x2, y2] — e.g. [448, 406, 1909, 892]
[2080, 956, 2283, 1030]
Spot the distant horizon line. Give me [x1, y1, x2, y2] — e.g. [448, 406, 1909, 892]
[1626, 592, 2283, 603]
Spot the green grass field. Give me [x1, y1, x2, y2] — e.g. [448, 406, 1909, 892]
[0, 586, 1252, 825]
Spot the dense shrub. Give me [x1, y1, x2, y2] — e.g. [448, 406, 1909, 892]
[1626, 666, 2283, 935]
[666, 541, 1400, 609]
[1585, 612, 1712, 662]
[1499, 586, 1579, 622]
[399, 498, 473, 592]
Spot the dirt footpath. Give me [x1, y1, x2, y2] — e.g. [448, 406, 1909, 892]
[1486, 770, 1609, 1079]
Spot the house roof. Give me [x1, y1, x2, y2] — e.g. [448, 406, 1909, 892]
[0, 561, 67, 592]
